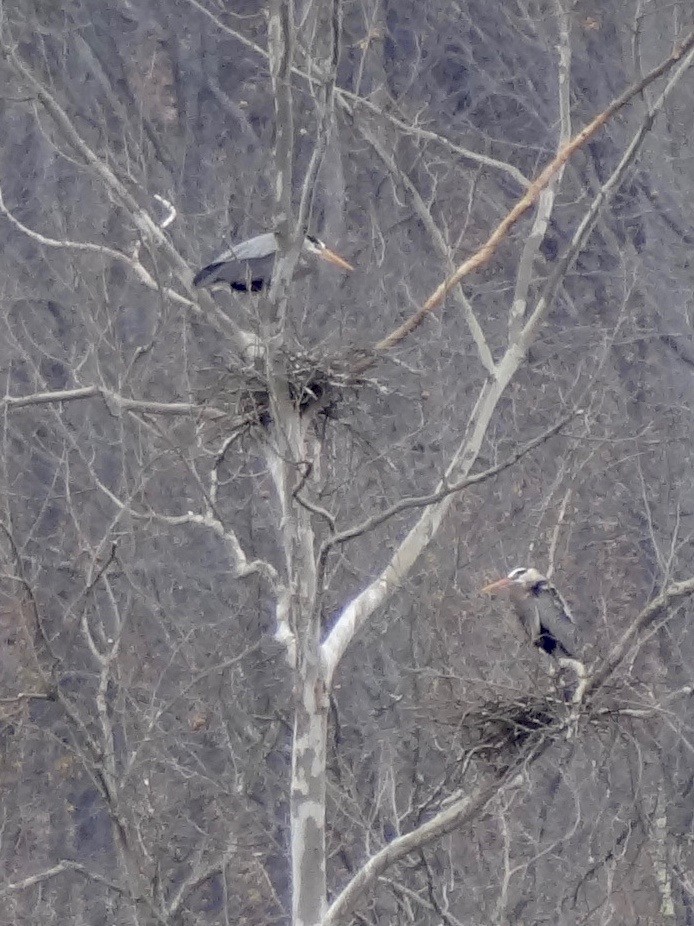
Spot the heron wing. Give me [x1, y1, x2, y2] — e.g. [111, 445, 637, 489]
[192, 260, 230, 287]
[193, 253, 276, 289]
[509, 582, 580, 660]
[193, 233, 279, 288]
[509, 590, 542, 643]
[229, 233, 278, 261]
[535, 586, 580, 660]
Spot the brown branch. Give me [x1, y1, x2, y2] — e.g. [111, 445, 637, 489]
[364, 29, 694, 362]
[517, 37, 694, 355]
[321, 54, 691, 678]
[320, 56, 686, 685]
[358, 122, 495, 375]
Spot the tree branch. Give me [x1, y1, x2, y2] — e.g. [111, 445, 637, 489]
[1, 41, 183, 269]
[154, 509, 280, 588]
[296, 0, 341, 233]
[321, 740, 549, 926]
[167, 841, 237, 918]
[320, 378, 502, 686]
[0, 180, 195, 310]
[357, 122, 495, 375]
[0, 690, 53, 704]
[586, 578, 694, 698]
[0, 860, 127, 898]
[1, 385, 224, 418]
[508, 0, 572, 340]
[182, 0, 530, 188]
[321, 411, 577, 553]
[320, 43, 694, 687]
[320, 568, 694, 926]
[1, 41, 258, 356]
[366, 28, 694, 360]
[519, 39, 694, 353]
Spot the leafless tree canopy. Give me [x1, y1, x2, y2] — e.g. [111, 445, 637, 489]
[1, 1, 694, 925]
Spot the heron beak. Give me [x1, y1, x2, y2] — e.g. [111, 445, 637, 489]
[319, 247, 354, 272]
[480, 577, 513, 594]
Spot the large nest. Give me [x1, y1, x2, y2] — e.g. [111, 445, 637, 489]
[198, 344, 379, 430]
[454, 694, 570, 770]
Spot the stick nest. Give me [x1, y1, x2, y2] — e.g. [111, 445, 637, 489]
[199, 344, 379, 430]
[455, 694, 570, 768]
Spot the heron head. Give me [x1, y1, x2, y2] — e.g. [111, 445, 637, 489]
[304, 234, 325, 254]
[481, 566, 546, 595]
[304, 234, 354, 271]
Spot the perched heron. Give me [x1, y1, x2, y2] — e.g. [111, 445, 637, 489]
[193, 232, 353, 291]
[481, 566, 586, 702]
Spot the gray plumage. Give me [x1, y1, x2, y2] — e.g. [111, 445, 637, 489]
[193, 233, 280, 290]
[483, 566, 586, 702]
[193, 232, 352, 291]
[504, 567, 579, 660]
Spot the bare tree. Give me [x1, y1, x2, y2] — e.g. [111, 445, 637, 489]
[0, 2, 694, 925]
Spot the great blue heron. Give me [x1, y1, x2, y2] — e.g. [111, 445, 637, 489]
[481, 566, 586, 702]
[193, 232, 353, 291]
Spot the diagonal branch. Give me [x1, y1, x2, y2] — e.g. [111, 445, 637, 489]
[0, 181, 194, 311]
[1, 40, 257, 356]
[365, 28, 694, 362]
[1, 40, 184, 271]
[358, 122, 495, 375]
[320, 377, 500, 686]
[321, 737, 550, 926]
[321, 411, 577, 553]
[0, 860, 127, 898]
[321, 40, 694, 689]
[519, 39, 694, 354]
[167, 841, 237, 919]
[154, 509, 281, 588]
[586, 578, 694, 698]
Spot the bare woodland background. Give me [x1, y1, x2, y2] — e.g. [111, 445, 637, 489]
[1, 0, 694, 924]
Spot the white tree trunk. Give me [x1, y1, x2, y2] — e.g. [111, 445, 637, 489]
[291, 658, 328, 926]
[267, 405, 327, 926]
